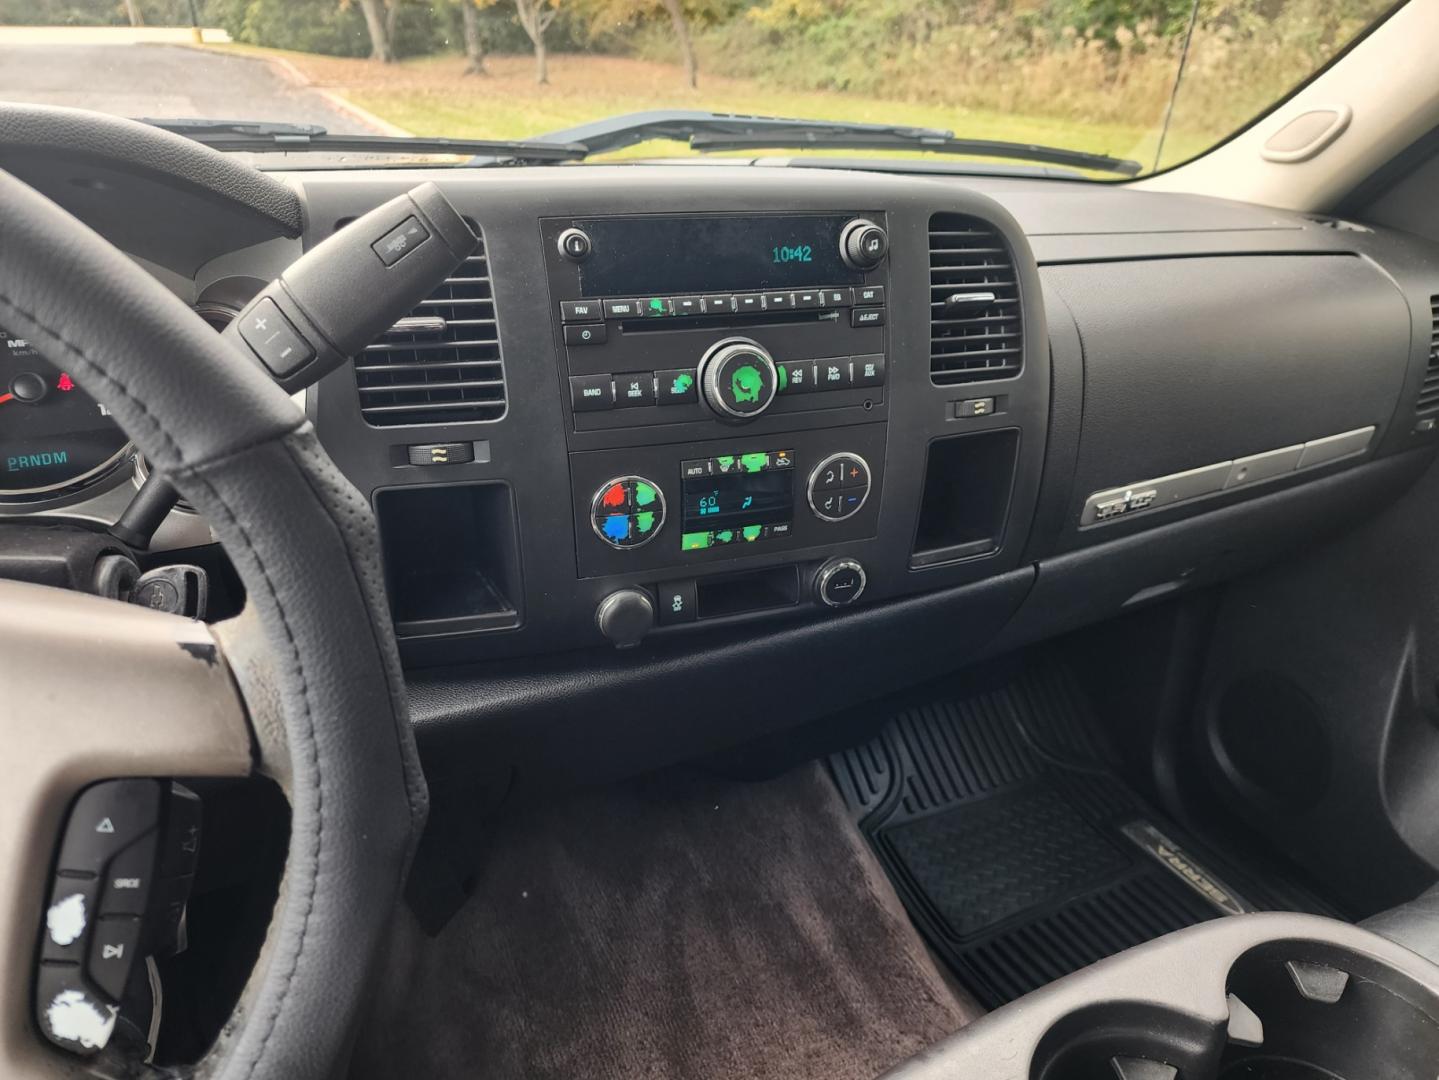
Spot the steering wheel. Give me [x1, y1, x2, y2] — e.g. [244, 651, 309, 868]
[0, 163, 427, 1078]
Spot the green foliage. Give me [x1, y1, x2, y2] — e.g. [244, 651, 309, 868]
[209, 0, 450, 58]
[1056, 0, 1199, 43]
[0, 0, 199, 24]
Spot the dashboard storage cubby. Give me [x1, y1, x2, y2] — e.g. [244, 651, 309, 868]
[375, 482, 522, 636]
[911, 427, 1019, 568]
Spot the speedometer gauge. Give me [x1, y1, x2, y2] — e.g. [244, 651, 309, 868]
[1, 326, 131, 502]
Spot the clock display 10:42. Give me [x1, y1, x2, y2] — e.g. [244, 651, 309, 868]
[771, 244, 813, 264]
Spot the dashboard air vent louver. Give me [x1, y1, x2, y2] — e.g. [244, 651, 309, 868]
[1419, 295, 1439, 415]
[354, 236, 505, 426]
[928, 213, 1023, 385]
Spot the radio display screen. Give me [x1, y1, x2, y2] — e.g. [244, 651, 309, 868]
[575, 215, 864, 296]
[680, 450, 794, 551]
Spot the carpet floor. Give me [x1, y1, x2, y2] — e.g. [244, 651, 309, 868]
[350, 763, 978, 1080]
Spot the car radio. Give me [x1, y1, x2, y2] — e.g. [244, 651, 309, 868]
[545, 212, 892, 605]
[543, 213, 890, 434]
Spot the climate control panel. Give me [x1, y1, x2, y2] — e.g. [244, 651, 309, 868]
[569, 424, 886, 580]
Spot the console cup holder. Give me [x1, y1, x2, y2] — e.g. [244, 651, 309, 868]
[1035, 939, 1439, 1080]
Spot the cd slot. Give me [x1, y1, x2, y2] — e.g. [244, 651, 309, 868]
[619, 310, 836, 334]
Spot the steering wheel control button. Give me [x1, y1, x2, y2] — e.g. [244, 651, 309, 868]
[558, 227, 593, 262]
[100, 830, 158, 916]
[699, 338, 778, 420]
[596, 588, 655, 647]
[841, 219, 889, 269]
[371, 215, 430, 267]
[591, 476, 666, 550]
[657, 579, 698, 625]
[58, 780, 162, 876]
[238, 298, 315, 379]
[159, 783, 203, 880]
[35, 963, 118, 1056]
[657, 369, 699, 405]
[816, 558, 868, 607]
[41, 875, 100, 962]
[86, 916, 142, 999]
[570, 374, 615, 412]
[809, 453, 872, 522]
[406, 442, 475, 467]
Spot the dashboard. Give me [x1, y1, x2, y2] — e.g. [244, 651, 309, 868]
[5, 151, 1439, 779]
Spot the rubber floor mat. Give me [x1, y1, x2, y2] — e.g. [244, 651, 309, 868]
[829, 662, 1341, 1008]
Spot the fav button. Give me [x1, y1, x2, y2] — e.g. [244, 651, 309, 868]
[560, 299, 602, 322]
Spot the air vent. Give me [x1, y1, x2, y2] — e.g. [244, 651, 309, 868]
[354, 239, 505, 426]
[1418, 295, 1439, 415]
[928, 213, 1023, 385]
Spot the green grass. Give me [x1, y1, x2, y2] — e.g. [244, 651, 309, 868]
[238, 48, 1214, 175]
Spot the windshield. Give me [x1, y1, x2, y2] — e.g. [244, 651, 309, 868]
[0, 1, 1402, 178]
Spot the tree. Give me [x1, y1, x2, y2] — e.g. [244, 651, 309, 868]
[461, 0, 490, 75]
[123, 0, 144, 25]
[513, 0, 560, 84]
[660, 0, 698, 88]
[354, 0, 396, 61]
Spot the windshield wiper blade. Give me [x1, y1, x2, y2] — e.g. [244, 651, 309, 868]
[137, 117, 587, 164]
[524, 110, 1141, 176]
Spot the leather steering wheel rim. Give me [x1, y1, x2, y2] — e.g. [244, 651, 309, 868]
[0, 165, 427, 1077]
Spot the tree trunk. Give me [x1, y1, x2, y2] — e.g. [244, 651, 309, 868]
[123, 0, 144, 26]
[514, 0, 553, 85]
[461, 2, 487, 75]
[356, 0, 396, 63]
[660, 0, 697, 89]
[385, 1, 399, 50]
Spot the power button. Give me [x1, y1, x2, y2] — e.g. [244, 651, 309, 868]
[558, 228, 592, 262]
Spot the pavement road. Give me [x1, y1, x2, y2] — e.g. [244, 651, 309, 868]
[0, 34, 380, 134]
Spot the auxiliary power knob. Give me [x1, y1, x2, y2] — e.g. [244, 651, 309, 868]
[596, 588, 655, 648]
[840, 218, 888, 270]
[815, 558, 867, 608]
[698, 337, 778, 420]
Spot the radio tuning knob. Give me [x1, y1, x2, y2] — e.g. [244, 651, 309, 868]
[841, 218, 889, 270]
[698, 337, 778, 421]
